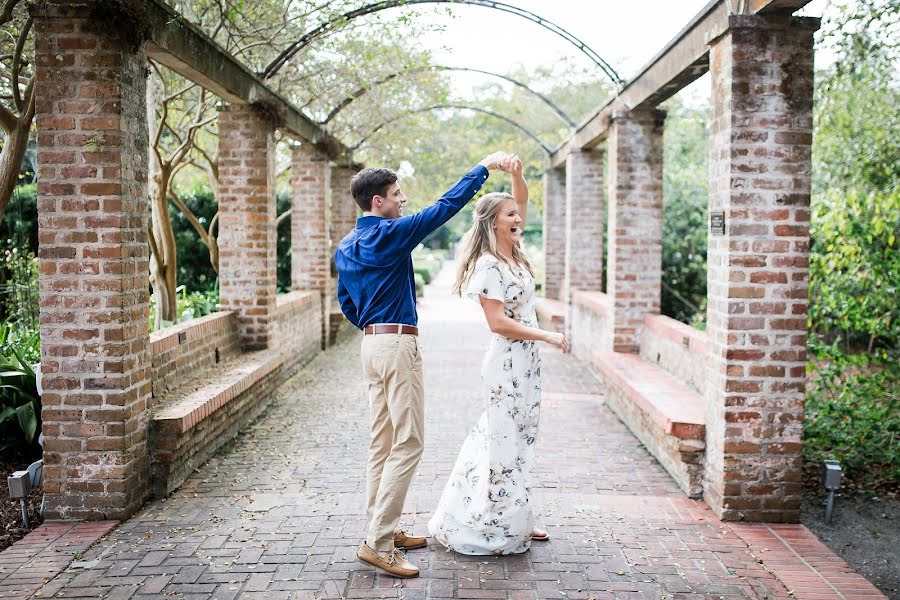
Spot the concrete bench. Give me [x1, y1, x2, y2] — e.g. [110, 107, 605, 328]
[593, 351, 706, 498]
[535, 297, 566, 333]
[149, 349, 284, 497]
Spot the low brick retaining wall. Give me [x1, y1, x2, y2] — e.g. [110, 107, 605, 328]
[638, 314, 708, 395]
[149, 292, 322, 496]
[570, 290, 611, 361]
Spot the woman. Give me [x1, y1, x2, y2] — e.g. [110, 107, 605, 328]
[428, 156, 569, 555]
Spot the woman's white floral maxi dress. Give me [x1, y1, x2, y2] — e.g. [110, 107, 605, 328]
[428, 253, 542, 555]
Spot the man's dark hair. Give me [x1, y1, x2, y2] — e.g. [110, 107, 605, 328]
[350, 168, 398, 212]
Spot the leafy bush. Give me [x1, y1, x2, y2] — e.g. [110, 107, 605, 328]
[412, 246, 445, 285]
[809, 188, 899, 352]
[150, 286, 220, 331]
[804, 337, 899, 488]
[0, 322, 40, 451]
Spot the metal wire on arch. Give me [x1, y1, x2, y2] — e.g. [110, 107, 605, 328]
[350, 104, 552, 153]
[261, 0, 623, 85]
[321, 66, 576, 127]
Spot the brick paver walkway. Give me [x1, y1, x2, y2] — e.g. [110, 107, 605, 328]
[9, 262, 884, 599]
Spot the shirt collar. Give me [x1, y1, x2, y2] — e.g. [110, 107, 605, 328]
[357, 215, 387, 227]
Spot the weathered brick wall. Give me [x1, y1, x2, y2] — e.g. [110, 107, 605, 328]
[564, 150, 605, 302]
[330, 166, 357, 246]
[541, 168, 566, 300]
[606, 110, 666, 353]
[149, 312, 241, 403]
[150, 351, 283, 497]
[291, 144, 331, 345]
[218, 106, 277, 350]
[570, 290, 611, 362]
[639, 314, 708, 396]
[275, 291, 323, 375]
[33, 2, 151, 520]
[704, 14, 818, 522]
[327, 166, 357, 342]
[291, 144, 331, 294]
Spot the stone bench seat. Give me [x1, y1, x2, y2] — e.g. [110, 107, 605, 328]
[149, 349, 285, 496]
[593, 351, 706, 498]
[535, 297, 566, 332]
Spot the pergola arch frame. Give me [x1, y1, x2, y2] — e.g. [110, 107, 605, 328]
[351, 103, 552, 153]
[261, 0, 623, 86]
[321, 65, 577, 128]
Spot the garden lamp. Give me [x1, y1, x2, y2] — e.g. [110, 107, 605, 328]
[822, 459, 842, 524]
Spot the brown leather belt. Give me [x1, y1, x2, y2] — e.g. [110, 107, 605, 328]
[363, 324, 419, 336]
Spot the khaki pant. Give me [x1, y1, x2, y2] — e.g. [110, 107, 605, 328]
[360, 332, 425, 552]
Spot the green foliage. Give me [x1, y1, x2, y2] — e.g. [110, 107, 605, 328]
[150, 286, 220, 332]
[412, 246, 445, 285]
[804, 336, 899, 487]
[0, 321, 40, 451]
[661, 98, 709, 323]
[809, 188, 899, 351]
[170, 188, 217, 292]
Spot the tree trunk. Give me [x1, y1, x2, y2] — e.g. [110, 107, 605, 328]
[150, 163, 178, 325]
[0, 97, 35, 221]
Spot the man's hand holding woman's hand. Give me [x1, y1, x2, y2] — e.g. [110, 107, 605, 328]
[543, 331, 569, 353]
[479, 151, 511, 171]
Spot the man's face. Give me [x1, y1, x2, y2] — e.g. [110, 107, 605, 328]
[374, 182, 407, 219]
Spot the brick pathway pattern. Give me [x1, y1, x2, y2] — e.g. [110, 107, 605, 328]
[5, 264, 884, 599]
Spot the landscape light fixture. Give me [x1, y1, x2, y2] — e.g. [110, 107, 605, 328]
[822, 459, 842, 524]
[6, 460, 42, 529]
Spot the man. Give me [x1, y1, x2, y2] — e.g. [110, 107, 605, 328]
[335, 152, 511, 578]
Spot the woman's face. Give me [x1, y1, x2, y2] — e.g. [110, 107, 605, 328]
[492, 198, 522, 247]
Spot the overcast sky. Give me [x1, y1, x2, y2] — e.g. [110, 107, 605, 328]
[405, 0, 831, 103]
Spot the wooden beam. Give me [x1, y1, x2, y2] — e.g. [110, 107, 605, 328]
[144, 0, 357, 166]
[547, 0, 812, 169]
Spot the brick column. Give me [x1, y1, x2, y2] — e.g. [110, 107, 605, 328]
[217, 106, 276, 350]
[605, 110, 666, 353]
[326, 165, 357, 344]
[330, 165, 358, 245]
[33, 2, 151, 519]
[704, 14, 818, 522]
[541, 167, 566, 300]
[291, 144, 331, 346]
[564, 150, 605, 302]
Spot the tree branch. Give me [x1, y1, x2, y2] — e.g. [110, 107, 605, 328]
[0, 0, 18, 27]
[0, 102, 16, 132]
[11, 15, 31, 113]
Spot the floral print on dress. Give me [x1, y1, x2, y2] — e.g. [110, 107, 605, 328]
[428, 253, 542, 555]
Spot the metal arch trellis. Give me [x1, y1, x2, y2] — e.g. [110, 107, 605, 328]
[321, 66, 576, 127]
[351, 103, 552, 153]
[260, 0, 623, 85]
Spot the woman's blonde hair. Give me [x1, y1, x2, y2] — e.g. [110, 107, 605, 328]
[452, 192, 535, 296]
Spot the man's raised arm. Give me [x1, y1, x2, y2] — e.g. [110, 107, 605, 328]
[391, 152, 511, 254]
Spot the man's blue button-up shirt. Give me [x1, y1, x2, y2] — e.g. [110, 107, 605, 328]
[335, 165, 490, 329]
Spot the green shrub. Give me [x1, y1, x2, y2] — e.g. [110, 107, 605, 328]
[414, 272, 425, 298]
[0, 321, 40, 452]
[804, 337, 899, 488]
[150, 285, 220, 331]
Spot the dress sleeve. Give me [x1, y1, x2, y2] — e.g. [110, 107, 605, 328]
[465, 257, 505, 304]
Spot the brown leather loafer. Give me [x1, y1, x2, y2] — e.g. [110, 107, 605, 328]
[356, 542, 419, 578]
[394, 530, 427, 550]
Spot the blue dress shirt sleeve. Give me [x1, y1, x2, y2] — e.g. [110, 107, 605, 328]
[389, 166, 490, 256]
[337, 275, 360, 329]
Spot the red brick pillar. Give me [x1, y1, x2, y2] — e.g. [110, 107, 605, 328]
[564, 150, 605, 302]
[326, 165, 357, 343]
[704, 14, 818, 522]
[330, 166, 358, 244]
[605, 110, 666, 353]
[217, 106, 277, 350]
[291, 144, 331, 345]
[541, 167, 566, 300]
[33, 2, 151, 519]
